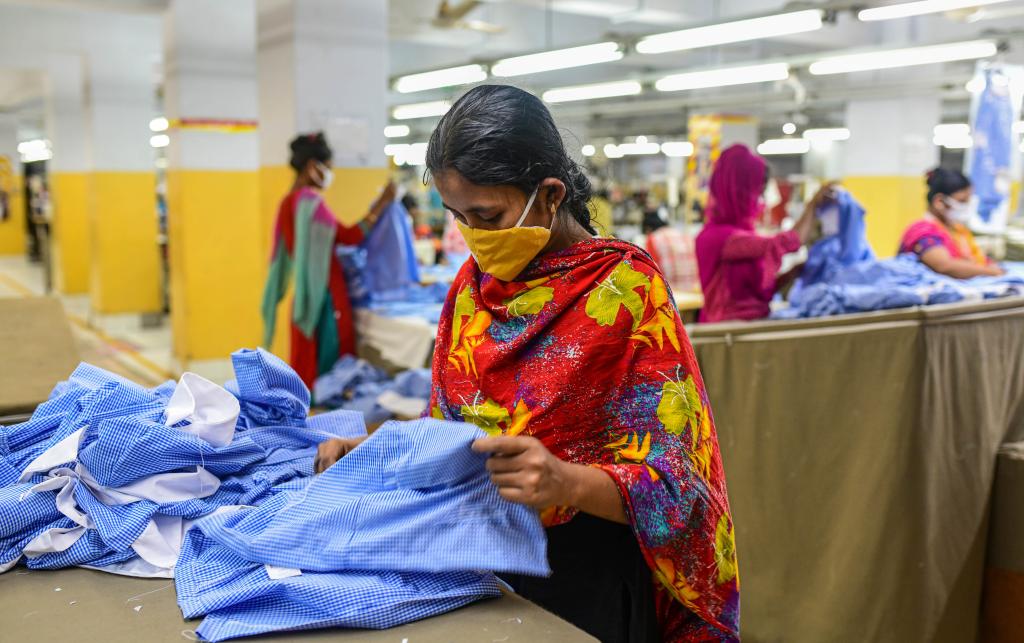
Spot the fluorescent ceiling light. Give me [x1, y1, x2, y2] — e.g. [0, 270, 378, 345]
[782, 122, 797, 135]
[386, 142, 429, 166]
[803, 127, 851, 141]
[616, 142, 661, 155]
[581, 144, 596, 157]
[757, 138, 810, 155]
[384, 125, 410, 138]
[149, 117, 168, 132]
[656, 63, 790, 92]
[17, 139, 52, 162]
[934, 135, 972, 149]
[603, 143, 624, 159]
[392, 101, 451, 120]
[150, 134, 170, 148]
[809, 40, 997, 75]
[661, 141, 694, 157]
[934, 123, 970, 137]
[543, 80, 642, 103]
[636, 9, 823, 55]
[394, 64, 487, 93]
[858, 0, 1011, 21]
[492, 42, 622, 77]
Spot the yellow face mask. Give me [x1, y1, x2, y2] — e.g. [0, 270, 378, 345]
[456, 187, 551, 282]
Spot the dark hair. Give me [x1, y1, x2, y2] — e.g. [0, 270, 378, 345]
[289, 132, 332, 172]
[425, 85, 595, 234]
[926, 167, 971, 203]
[642, 210, 667, 234]
[401, 194, 419, 212]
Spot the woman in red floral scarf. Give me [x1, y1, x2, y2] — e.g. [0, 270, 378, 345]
[317, 86, 738, 642]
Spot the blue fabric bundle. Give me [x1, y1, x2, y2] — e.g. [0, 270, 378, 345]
[775, 256, 1024, 319]
[0, 349, 365, 576]
[175, 418, 549, 641]
[789, 188, 875, 304]
[313, 355, 433, 423]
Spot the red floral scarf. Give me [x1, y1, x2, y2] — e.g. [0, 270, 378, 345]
[429, 237, 739, 641]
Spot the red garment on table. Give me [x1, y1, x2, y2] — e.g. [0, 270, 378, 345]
[429, 237, 739, 641]
[272, 188, 364, 388]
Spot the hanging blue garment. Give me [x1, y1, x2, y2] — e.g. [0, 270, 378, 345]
[360, 200, 421, 294]
[970, 68, 1014, 227]
[789, 188, 875, 305]
[175, 418, 549, 641]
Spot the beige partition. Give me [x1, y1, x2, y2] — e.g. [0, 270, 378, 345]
[688, 298, 1024, 643]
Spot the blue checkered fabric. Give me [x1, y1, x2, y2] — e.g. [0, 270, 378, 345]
[191, 418, 550, 576]
[224, 349, 310, 428]
[175, 419, 547, 641]
[176, 526, 502, 642]
[0, 356, 364, 576]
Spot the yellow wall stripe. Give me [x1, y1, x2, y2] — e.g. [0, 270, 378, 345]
[50, 172, 91, 294]
[843, 175, 927, 259]
[0, 174, 25, 255]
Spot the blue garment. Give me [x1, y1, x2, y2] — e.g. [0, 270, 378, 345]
[774, 254, 1024, 319]
[0, 350, 365, 575]
[175, 418, 549, 641]
[312, 354, 388, 407]
[361, 201, 421, 294]
[971, 68, 1014, 226]
[313, 356, 432, 423]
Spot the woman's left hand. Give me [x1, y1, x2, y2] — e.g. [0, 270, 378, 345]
[472, 436, 576, 509]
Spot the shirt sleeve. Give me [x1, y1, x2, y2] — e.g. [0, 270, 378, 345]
[720, 229, 801, 262]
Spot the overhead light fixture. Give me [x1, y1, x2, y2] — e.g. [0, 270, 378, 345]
[808, 40, 997, 75]
[581, 144, 596, 157]
[394, 64, 487, 93]
[616, 142, 661, 155]
[491, 42, 623, 77]
[386, 142, 429, 166]
[656, 62, 790, 92]
[150, 134, 170, 148]
[757, 138, 810, 155]
[782, 122, 797, 135]
[933, 123, 970, 137]
[17, 139, 52, 162]
[603, 143, 624, 159]
[636, 9, 824, 55]
[384, 124, 411, 138]
[542, 80, 642, 103]
[858, 0, 1011, 22]
[392, 100, 451, 120]
[803, 127, 851, 141]
[661, 141, 694, 157]
[149, 117, 168, 132]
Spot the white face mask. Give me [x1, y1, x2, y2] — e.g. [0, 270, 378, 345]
[316, 162, 334, 190]
[944, 197, 972, 224]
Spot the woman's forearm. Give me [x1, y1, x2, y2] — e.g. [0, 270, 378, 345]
[561, 462, 628, 524]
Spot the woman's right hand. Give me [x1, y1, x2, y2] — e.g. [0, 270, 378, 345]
[314, 437, 367, 473]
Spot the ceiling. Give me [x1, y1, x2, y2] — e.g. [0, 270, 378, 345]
[2, 0, 1024, 143]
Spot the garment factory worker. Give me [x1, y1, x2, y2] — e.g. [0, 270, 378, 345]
[898, 168, 1004, 278]
[316, 85, 739, 643]
[642, 210, 700, 295]
[262, 132, 396, 389]
[695, 144, 828, 323]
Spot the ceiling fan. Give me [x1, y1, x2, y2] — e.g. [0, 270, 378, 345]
[431, 0, 506, 34]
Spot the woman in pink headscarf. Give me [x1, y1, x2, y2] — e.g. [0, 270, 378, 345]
[695, 144, 828, 323]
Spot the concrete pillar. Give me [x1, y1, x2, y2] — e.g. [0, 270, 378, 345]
[163, 0, 261, 363]
[0, 115, 25, 255]
[84, 51, 161, 313]
[844, 97, 941, 257]
[46, 55, 91, 294]
[257, 0, 389, 358]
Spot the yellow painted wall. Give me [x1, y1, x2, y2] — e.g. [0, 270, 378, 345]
[843, 176, 927, 258]
[167, 169, 262, 362]
[0, 174, 25, 255]
[88, 172, 162, 313]
[258, 165, 390, 361]
[50, 172, 91, 294]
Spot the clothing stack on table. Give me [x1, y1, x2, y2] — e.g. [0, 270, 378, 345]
[0, 348, 549, 641]
[312, 354, 432, 422]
